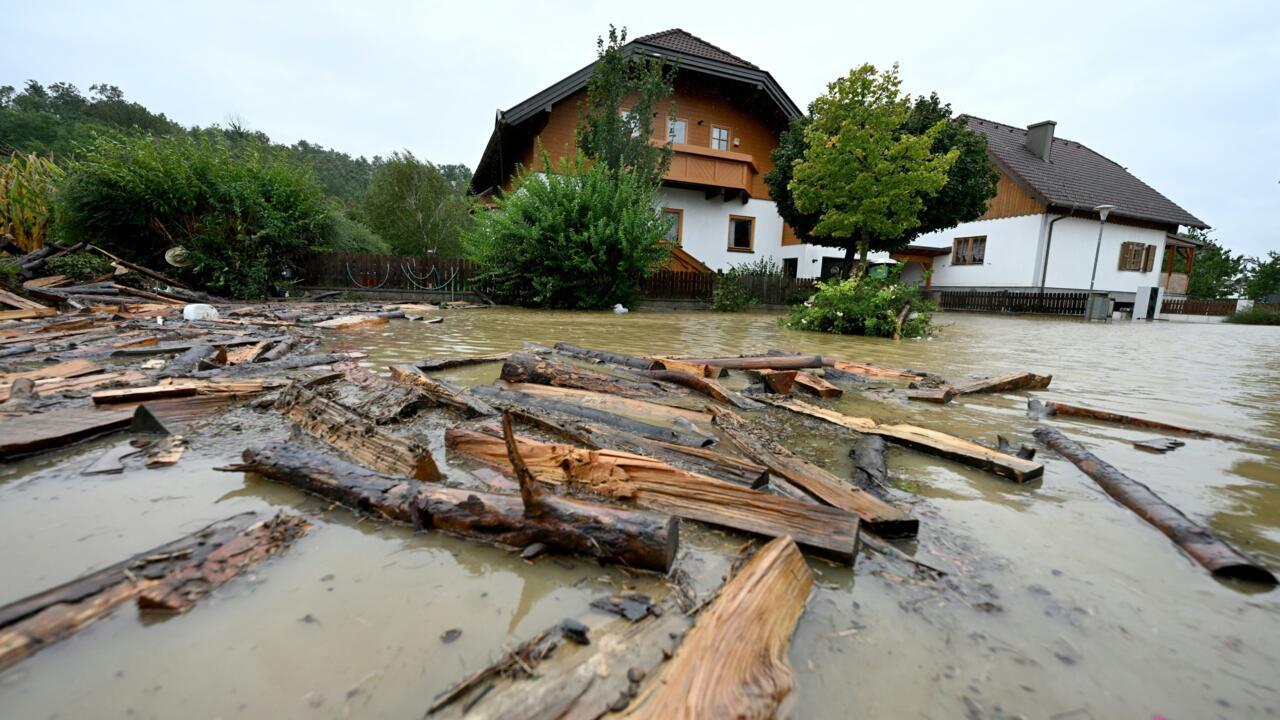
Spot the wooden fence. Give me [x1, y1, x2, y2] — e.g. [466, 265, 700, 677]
[1161, 298, 1238, 316]
[638, 271, 817, 304]
[939, 289, 1087, 315]
[300, 253, 477, 291]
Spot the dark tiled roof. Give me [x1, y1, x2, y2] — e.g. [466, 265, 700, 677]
[965, 116, 1207, 229]
[633, 29, 758, 69]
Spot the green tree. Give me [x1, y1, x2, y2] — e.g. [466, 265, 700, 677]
[1244, 251, 1280, 301]
[1186, 230, 1247, 298]
[359, 151, 471, 256]
[574, 25, 675, 184]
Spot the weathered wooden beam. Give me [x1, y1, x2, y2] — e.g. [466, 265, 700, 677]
[414, 352, 511, 372]
[328, 362, 434, 424]
[0, 307, 57, 321]
[743, 368, 797, 395]
[495, 380, 712, 428]
[573, 423, 769, 488]
[793, 370, 842, 398]
[228, 443, 677, 571]
[952, 372, 1052, 395]
[0, 358, 102, 386]
[650, 356, 728, 378]
[189, 352, 366, 379]
[824, 358, 927, 382]
[0, 405, 138, 458]
[764, 397, 1044, 482]
[501, 351, 675, 398]
[388, 364, 496, 417]
[1033, 426, 1275, 584]
[906, 386, 957, 404]
[710, 406, 917, 538]
[684, 354, 822, 370]
[623, 536, 812, 718]
[636, 369, 762, 410]
[1040, 400, 1280, 452]
[445, 426, 860, 561]
[0, 512, 309, 671]
[552, 342, 659, 370]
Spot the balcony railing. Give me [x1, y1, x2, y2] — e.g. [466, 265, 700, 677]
[661, 143, 759, 196]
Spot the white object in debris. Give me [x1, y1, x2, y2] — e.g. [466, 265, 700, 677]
[613, 304, 629, 314]
[182, 303, 219, 321]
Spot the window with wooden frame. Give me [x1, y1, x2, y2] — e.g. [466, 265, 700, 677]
[667, 119, 687, 144]
[662, 208, 682, 245]
[727, 215, 754, 252]
[711, 126, 731, 151]
[1118, 241, 1156, 272]
[951, 236, 986, 265]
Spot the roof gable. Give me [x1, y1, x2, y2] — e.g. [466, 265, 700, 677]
[965, 116, 1206, 229]
[633, 29, 758, 69]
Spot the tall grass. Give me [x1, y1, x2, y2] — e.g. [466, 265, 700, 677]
[0, 152, 64, 251]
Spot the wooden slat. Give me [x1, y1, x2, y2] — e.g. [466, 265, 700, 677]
[0, 288, 45, 311]
[0, 307, 57, 321]
[0, 406, 136, 458]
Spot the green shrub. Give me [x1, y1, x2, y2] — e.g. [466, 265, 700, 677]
[467, 153, 670, 309]
[712, 258, 783, 312]
[321, 200, 390, 254]
[45, 251, 113, 281]
[783, 267, 935, 337]
[1225, 305, 1280, 325]
[1, 151, 64, 252]
[54, 134, 331, 299]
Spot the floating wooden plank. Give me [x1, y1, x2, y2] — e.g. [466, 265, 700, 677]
[388, 364, 496, 417]
[793, 370, 842, 398]
[1033, 426, 1275, 584]
[228, 443, 677, 572]
[765, 397, 1044, 482]
[276, 382, 441, 481]
[622, 536, 812, 719]
[415, 352, 511, 372]
[906, 386, 957, 404]
[501, 351, 675, 399]
[952, 372, 1052, 395]
[0, 405, 138, 458]
[1041, 400, 1280, 452]
[0, 512, 309, 671]
[637, 369, 762, 410]
[710, 406, 917, 537]
[0, 307, 57, 321]
[552, 342, 659, 370]
[444, 427, 860, 561]
[0, 288, 45, 311]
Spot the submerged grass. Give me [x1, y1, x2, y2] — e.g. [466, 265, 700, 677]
[1225, 306, 1280, 325]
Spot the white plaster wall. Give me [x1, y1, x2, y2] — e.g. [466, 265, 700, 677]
[657, 187, 785, 272]
[1040, 218, 1168, 293]
[914, 214, 1046, 288]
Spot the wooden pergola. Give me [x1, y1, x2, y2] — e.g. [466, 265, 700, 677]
[889, 245, 951, 288]
[1161, 234, 1199, 295]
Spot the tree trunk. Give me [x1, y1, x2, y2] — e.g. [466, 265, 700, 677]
[501, 351, 677, 398]
[495, 380, 713, 430]
[1042, 401, 1280, 452]
[637, 369, 762, 410]
[388, 364, 496, 417]
[1033, 426, 1275, 584]
[414, 352, 511, 372]
[552, 342, 659, 370]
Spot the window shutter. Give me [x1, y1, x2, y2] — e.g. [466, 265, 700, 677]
[1143, 245, 1155, 272]
[1117, 242, 1130, 270]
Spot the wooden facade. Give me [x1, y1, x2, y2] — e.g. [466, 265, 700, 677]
[977, 171, 1045, 220]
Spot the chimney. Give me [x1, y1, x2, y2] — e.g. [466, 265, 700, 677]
[1025, 120, 1056, 161]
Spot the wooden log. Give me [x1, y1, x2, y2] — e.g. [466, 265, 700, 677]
[793, 370, 842, 398]
[0, 343, 35, 359]
[850, 434, 891, 496]
[328, 363, 434, 424]
[189, 351, 366, 378]
[228, 443, 677, 572]
[388, 364, 496, 417]
[952, 372, 1053, 395]
[1042, 400, 1280, 452]
[573, 423, 770, 488]
[162, 343, 217, 376]
[622, 536, 812, 719]
[472, 384, 714, 448]
[650, 356, 727, 378]
[0, 307, 58, 321]
[683, 354, 822, 370]
[444, 427, 860, 561]
[763, 397, 1045, 482]
[824, 358, 925, 382]
[500, 351, 673, 399]
[906, 386, 957, 404]
[276, 382, 440, 480]
[637, 369, 762, 410]
[744, 368, 797, 395]
[255, 337, 296, 363]
[0, 512, 309, 671]
[496, 380, 712, 428]
[709, 406, 917, 538]
[415, 352, 511, 371]
[552, 342, 659, 370]
[314, 314, 391, 329]
[1033, 426, 1275, 584]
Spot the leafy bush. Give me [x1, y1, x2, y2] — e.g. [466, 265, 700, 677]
[321, 200, 390, 254]
[45, 251, 113, 281]
[1244, 251, 1280, 301]
[359, 151, 471, 257]
[712, 257, 783, 312]
[783, 267, 935, 337]
[55, 134, 331, 299]
[1, 151, 64, 251]
[467, 153, 670, 309]
[1225, 305, 1280, 325]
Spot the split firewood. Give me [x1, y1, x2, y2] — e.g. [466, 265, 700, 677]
[622, 536, 812, 719]
[276, 382, 441, 481]
[500, 351, 677, 399]
[1034, 426, 1275, 584]
[710, 406, 917, 538]
[636, 369, 762, 410]
[226, 443, 677, 572]
[388, 364, 497, 417]
[763, 396, 1044, 482]
[1036, 400, 1280, 451]
[744, 368, 798, 395]
[444, 426, 860, 561]
[0, 512, 310, 671]
[552, 342, 659, 370]
[952, 372, 1052, 395]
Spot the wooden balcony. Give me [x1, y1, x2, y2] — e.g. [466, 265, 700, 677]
[662, 143, 759, 198]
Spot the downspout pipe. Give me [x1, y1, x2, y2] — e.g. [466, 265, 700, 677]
[1039, 206, 1078, 291]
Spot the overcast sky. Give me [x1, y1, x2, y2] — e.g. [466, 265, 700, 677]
[3, 0, 1277, 256]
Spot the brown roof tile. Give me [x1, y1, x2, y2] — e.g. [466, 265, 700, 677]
[634, 29, 758, 69]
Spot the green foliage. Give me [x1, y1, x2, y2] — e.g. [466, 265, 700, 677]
[1225, 305, 1280, 325]
[0, 81, 180, 158]
[321, 199, 390, 254]
[1244, 251, 1280, 301]
[467, 152, 670, 309]
[44, 251, 113, 281]
[1186, 231, 1247, 298]
[55, 134, 331, 299]
[764, 117, 820, 243]
[783, 267, 934, 338]
[288, 140, 375, 203]
[359, 151, 471, 256]
[0, 151, 64, 251]
[0, 257, 20, 285]
[575, 25, 675, 185]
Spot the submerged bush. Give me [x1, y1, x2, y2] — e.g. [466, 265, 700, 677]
[55, 134, 331, 299]
[467, 154, 670, 310]
[45, 251, 113, 281]
[1225, 305, 1280, 326]
[783, 266, 935, 337]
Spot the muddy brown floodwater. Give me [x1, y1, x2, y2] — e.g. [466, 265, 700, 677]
[2, 309, 1278, 719]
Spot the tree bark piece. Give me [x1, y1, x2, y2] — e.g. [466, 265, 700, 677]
[1042, 400, 1280, 452]
[683, 354, 822, 370]
[793, 370, 842, 398]
[415, 352, 511, 371]
[276, 382, 441, 481]
[501, 351, 675, 399]
[255, 337, 296, 363]
[1033, 426, 1275, 584]
[744, 368, 797, 395]
[764, 397, 1044, 482]
[0, 512, 309, 671]
[388, 364, 496, 417]
[710, 406, 917, 538]
[228, 443, 677, 572]
[637, 369, 762, 410]
[329, 362, 434, 424]
[552, 342, 659, 370]
[952, 372, 1052, 395]
[445, 426, 860, 561]
[622, 536, 813, 719]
